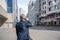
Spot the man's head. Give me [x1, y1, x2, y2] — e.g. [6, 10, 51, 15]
[20, 14, 26, 20]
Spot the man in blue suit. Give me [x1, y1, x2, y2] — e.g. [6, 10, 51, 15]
[16, 14, 32, 40]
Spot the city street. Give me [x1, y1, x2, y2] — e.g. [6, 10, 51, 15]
[0, 0, 60, 40]
[30, 26, 60, 40]
[0, 28, 17, 40]
[0, 26, 60, 40]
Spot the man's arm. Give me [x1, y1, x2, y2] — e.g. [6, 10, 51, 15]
[26, 20, 32, 28]
[25, 18, 32, 28]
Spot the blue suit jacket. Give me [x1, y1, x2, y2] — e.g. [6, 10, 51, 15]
[16, 20, 32, 40]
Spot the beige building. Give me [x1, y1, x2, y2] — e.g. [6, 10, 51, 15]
[0, 5, 7, 27]
[0, 0, 17, 28]
[39, 0, 60, 26]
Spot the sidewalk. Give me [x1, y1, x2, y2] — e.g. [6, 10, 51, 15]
[0, 28, 17, 40]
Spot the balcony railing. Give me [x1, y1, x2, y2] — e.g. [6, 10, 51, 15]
[55, 16, 60, 18]
[41, 18, 57, 22]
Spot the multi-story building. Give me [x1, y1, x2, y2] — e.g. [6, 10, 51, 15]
[18, 8, 24, 21]
[0, 2, 8, 27]
[0, 0, 18, 28]
[28, 0, 40, 25]
[13, 0, 18, 26]
[39, 0, 60, 26]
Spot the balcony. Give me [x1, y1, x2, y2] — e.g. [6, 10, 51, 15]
[48, 9, 60, 15]
[55, 16, 60, 19]
[39, 14, 47, 18]
[55, 15, 60, 20]
[41, 18, 57, 22]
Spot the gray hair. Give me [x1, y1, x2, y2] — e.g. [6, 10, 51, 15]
[20, 14, 26, 20]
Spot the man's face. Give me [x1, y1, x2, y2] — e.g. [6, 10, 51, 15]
[20, 14, 26, 20]
[22, 15, 26, 20]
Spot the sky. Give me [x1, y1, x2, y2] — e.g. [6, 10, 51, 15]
[17, 0, 30, 16]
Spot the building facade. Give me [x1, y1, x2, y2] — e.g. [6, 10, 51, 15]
[0, 4, 7, 27]
[13, 0, 18, 27]
[0, 0, 18, 28]
[18, 8, 25, 21]
[39, 0, 60, 26]
[28, 0, 60, 26]
[28, 0, 40, 25]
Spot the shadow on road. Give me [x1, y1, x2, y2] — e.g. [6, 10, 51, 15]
[30, 26, 60, 31]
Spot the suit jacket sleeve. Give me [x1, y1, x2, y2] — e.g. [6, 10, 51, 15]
[26, 21, 32, 28]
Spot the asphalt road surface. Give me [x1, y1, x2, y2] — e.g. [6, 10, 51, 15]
[0, 26, 60, 40]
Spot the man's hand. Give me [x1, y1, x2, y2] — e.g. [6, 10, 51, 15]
[26, 18, 29, 21]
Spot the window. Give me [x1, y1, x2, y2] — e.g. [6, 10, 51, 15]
[49, 7, 52, 11]
[45, 6, 46, 9]
[32, 2, 33, 6]
[54, 5, 58, 10]
[7, 0, 13, 13]
[54, 0, 57, 2]
[43, 11, 46, 14]
[59, 13, 60, 16]
[45, 11, 46, 13]
[36, 14, 39, 17]
[39, 8, 41, 12]
[43, 7, 44, 9]
[7, 7, 13, 13]
[7, 3, 12, 7]
[42, 11, 46, 15]
[49, 1, 52, 5]
[39, 0, 41, 3]
[43, 1, 46, 5]
[39, 4, 41, 7]
[7, 0, 12, 3]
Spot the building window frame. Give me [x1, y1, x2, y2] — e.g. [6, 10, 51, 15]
[7, 0, 13, 13]
[32, 2, 33, 6]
